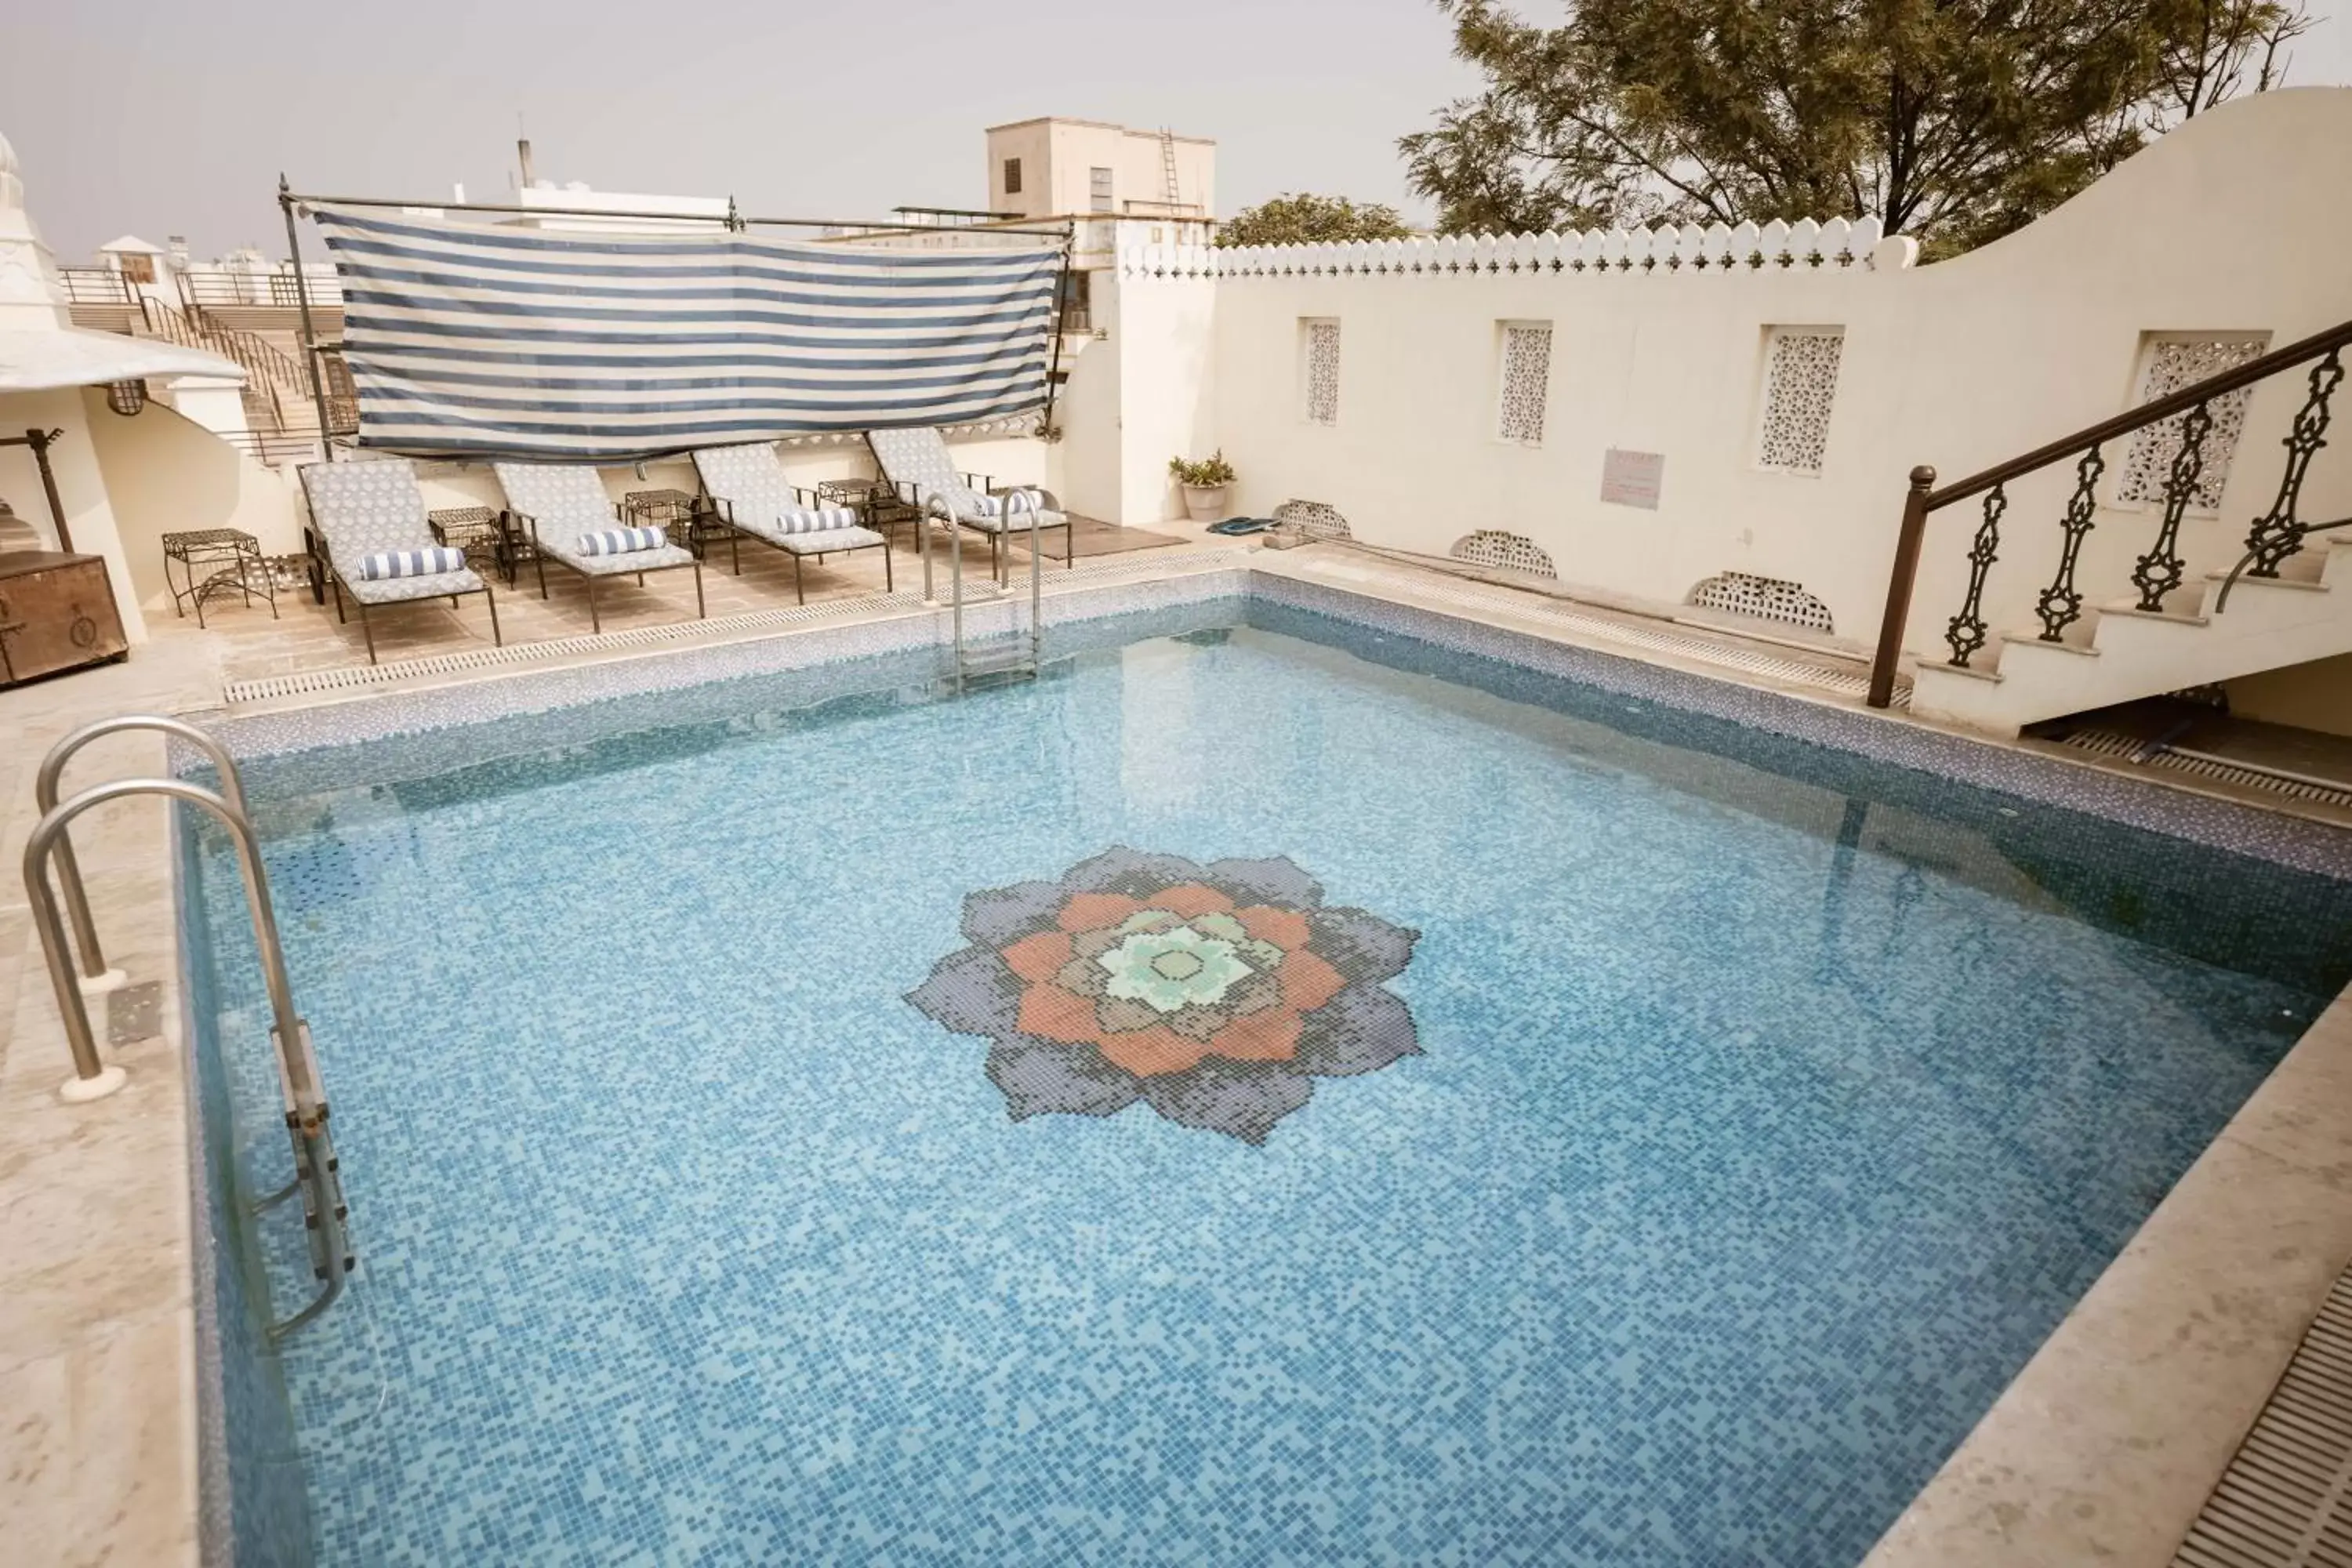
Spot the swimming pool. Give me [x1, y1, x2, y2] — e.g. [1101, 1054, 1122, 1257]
[184, 590, 2352, 1566]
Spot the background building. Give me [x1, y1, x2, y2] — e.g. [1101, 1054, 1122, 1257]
[984, 118, 1215, 226]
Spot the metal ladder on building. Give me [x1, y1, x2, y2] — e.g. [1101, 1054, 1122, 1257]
[1159, 128, 1181, 206]
[25, 716, 351, 1340]
[921, 490, 1045, 689]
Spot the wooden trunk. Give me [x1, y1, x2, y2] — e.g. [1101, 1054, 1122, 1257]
[0, 553, 129, 687]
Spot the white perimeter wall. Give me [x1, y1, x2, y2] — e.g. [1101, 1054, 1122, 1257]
[1089, 88, 2352, 659]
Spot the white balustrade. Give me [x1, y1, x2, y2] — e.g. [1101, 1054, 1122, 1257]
[1117, 210, 1911, 281]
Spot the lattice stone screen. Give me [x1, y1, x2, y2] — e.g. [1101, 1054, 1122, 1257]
[1688, 572, 1835, 633]
[1497, 325, 1553, 445]
[1272, 499, 1352, 540]
[1451, 531, 1557, 578]
[1303, 319, 1341, 426]
[1756, 328, 1845, 472]
[2116, 336, 2267, 510]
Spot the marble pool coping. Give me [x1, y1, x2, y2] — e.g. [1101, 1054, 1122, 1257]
[19, 545, 2352, 1566]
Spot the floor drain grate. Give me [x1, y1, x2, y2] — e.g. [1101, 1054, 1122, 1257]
[2175, 1268, 2352, 1566]
[2057, 728, 2352, 811]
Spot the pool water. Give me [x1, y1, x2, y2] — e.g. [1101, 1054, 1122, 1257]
[191, 605, 2352, 1566]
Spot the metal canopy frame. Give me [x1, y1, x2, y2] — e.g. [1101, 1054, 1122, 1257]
[0, 428, 74, 551]
[274, 179, 1078, 463]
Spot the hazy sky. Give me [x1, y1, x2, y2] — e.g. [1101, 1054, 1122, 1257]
[5, 0, 2346, 262]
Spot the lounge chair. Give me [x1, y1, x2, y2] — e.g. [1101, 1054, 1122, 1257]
[688, 442, 893, 604]
[492, 462, 705, 633]
[865, 426, 1073, 580]
[298, 458, 501, 665]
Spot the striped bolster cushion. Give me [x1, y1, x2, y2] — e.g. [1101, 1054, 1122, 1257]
[356, 546, 467, 580]
[578, 525, 668, 556]
[974, 489, 1047, 517]
[775, 506, 860, 535]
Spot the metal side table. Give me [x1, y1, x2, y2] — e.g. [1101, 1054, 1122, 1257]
[162, 528, 278, 628]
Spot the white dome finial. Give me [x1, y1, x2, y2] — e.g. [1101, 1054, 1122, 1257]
[0, 129, 17, 178]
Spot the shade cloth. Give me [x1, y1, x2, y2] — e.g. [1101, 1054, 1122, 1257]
[311, 206, 1063, 462]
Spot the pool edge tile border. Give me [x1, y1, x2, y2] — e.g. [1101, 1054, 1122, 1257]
[1249, 570, 2352, 880]
[1863, 985, 2352, 1568]
[164, 549, 2352, 1568]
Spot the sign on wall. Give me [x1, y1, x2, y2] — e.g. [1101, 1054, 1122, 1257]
[1601, 448, 1665, 510]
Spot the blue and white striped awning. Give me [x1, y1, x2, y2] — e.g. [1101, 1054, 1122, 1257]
[310, 206, 1063, 462]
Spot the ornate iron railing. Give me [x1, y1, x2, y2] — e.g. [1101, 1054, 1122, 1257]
[1867, 318, 2352, 708]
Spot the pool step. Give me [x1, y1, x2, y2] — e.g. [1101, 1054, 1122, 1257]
[955, 642, 1039, 687]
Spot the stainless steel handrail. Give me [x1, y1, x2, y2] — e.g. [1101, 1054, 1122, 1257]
[24, 775, 350, 1336]
[2212, 515, 2352, 614]
[924, 488, 1044, 688]
[924, 491, 967, 673]
[1008, 488, 1043, 673]
[36, 715, 252, 997]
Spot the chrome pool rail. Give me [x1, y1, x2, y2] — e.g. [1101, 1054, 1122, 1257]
[35, 713, 252, 998]
[22, 720, 350, 1337]
[922, 487, 1044, 689]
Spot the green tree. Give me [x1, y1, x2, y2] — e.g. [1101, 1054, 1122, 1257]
[1216, 193, 1414, 248]
[1399, 0, 2310, 256]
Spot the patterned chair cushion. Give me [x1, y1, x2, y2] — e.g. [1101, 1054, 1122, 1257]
[866, 426, 988, 517]
[492, 462, 616, 535]
[356, 546, 468, 580]
[300, 458, 434, 564]
[344, 568, 482, 604]
[578, 526, 668, 556]
[773, 525, 888, 557]
[691, 443, 826, 542]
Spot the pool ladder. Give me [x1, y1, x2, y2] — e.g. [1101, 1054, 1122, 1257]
[24, 716, 351, 1340]
[921, 489, 1044, 689]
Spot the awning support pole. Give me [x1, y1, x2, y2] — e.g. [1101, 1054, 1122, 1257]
[1039, 224, 1076, 441]
[279, 176, 336, 459]
[1, 428, 72, 552]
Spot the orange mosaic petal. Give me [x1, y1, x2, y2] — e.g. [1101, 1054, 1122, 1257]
[1148, 882, 1236, 918]
[1235, 905, 1312, 952]
[1056, 892, 1142, 933]
[1206, 1007, 1304, 1064]
[1278, 949, 1346, 1011]
[1017, 982, 1104, 1044]
[1001, 930, 1075, 983]
[1095, 1025, 1210, 1076]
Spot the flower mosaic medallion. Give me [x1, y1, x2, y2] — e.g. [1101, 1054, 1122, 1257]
[906, 848, 1422, 1144]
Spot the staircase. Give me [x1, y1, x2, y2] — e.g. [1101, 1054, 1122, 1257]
[1872, 321, 2352, 737]
[1909, 533, 2352, 732]
[122, 296, 329, 465]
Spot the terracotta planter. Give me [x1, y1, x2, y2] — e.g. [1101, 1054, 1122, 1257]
[1181, 484, 1229, 522]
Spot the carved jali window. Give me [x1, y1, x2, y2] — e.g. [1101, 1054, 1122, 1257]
[1303, 319, 1341, 426]
[1497, 324, 1553, 445]
[1756, 328, 1844, 473]
[2116, 336, 2267, 511]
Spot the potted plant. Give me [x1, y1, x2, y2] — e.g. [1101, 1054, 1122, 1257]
[1168, 451, 1236, 522]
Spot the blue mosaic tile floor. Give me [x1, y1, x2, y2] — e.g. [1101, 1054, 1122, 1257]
[191, 611, 2352, 1566]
